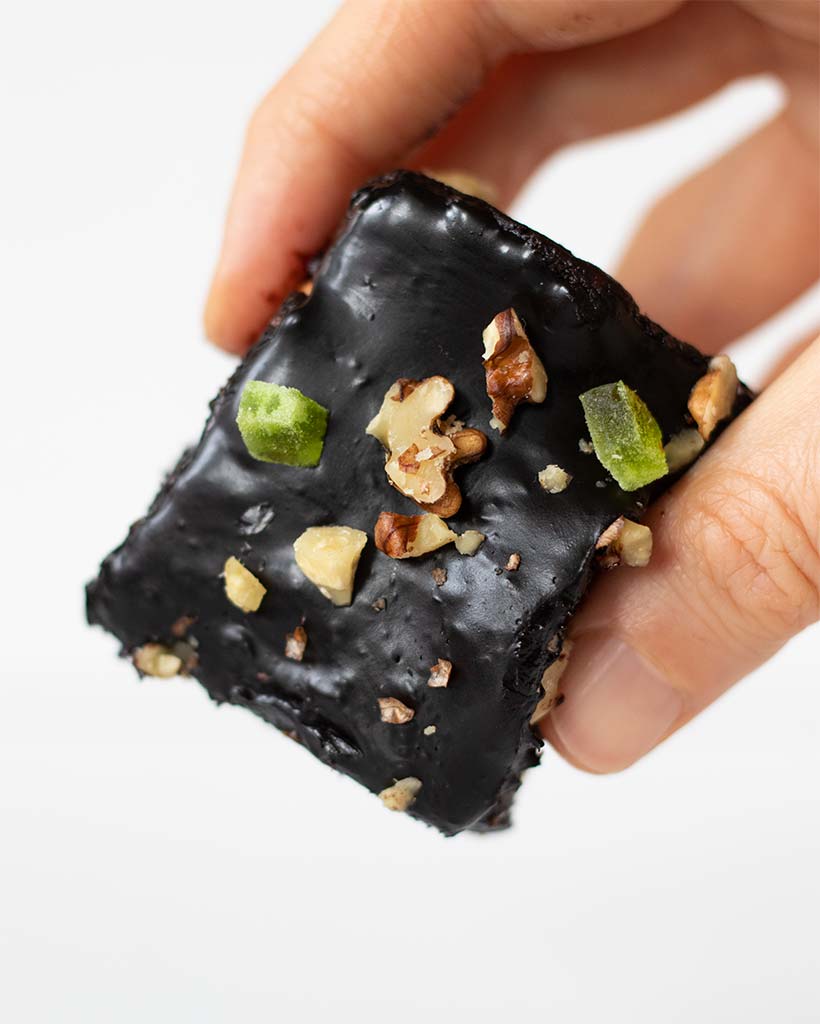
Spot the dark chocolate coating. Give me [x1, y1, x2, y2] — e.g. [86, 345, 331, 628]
[87, 171, 750, 834]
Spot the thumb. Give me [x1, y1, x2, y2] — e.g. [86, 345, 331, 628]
[542, 338, 820, 772]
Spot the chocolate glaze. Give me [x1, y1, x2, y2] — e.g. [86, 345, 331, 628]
[87, 171, 751, 834]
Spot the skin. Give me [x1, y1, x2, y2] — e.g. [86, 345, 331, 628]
[204, 0, 819, 774]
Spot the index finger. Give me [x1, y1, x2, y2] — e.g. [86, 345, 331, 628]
[204, 0, 679, 353]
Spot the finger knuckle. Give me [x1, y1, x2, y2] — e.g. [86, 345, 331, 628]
[684, 470, 820, 645]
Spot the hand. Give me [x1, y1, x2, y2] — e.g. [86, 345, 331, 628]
[205, 1, 819, 772]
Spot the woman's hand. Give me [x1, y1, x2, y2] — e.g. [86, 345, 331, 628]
[205, 0, 819, 773]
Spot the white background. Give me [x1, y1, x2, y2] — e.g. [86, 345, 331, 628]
[2, 3, 818, 1022]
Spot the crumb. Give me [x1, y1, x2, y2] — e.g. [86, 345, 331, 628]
[284, 625, 307, 662]
[427, 658, 452, 688]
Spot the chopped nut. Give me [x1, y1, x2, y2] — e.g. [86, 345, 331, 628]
[366, 376, 487, 517]
[482, 309, 547, 433]
[505, 552, 521, 572]
[378, 696, 415, 724]
[171, 640, 199, 675]
[596, 516, 652, 568]
[664, 428, 705, 472]
[688, 355, 738, 440]
[423, 725, 437, 736]
[538, 464, 572, 494]
[378, 776, 422, 812]
[375, 512, 457, 559]
[427, 658, 452, 688]
[284, 625, 307, 662]
[454, 530, 486, 556]
[619, 520, 653, 567]
[224, 556, 267, 612]
[293, 526, 368, 606]
[424, 168, 499, 205]
[431, 567, 448, 587]
[578, 438, 594, 454]
[531, 639, 574, 724]
[371, 597, 387, 613]
[133, 643, 183, 679]
[170, 614, 196, 638]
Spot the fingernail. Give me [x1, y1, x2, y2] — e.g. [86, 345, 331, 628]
[549, 633, 685, 773]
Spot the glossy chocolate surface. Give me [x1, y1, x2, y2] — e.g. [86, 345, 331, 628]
[87, 172, 750, 834]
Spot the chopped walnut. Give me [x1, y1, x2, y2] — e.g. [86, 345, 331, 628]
[423, 725, 437, 736]
[366, 376, 487, 517]
[378, 776, 422, 812]
[664, 428, 705, 473]
[427, 658, 452, 688]
[374, 512, 457, 559]
[538, 464, 572, 494]
[133, 643, 183, 679]
[505, 552, 521, 572]
[431, 567, 448, 587]
[688, 355, 738, 440]
[578, 438, 594, 454]
[482, 309, 547, 433]
[425, 169, 498, 204]
[596, 516, 653, 568]
[223, 556, 266, 612]
[284, 625, 307, 662]
[454, 530, 485, 556]
[531, 639, 574, 724]
[378, 696, 415, 724]
[170, 615, 196, 638]
[371, 597, 387, 613]
[293, 525, 368, 606]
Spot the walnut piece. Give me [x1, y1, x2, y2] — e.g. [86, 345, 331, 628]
[378, 696, 415, 724]
[293, 525, 368, 605]
[596, 517, 653, 568]
[578, 438, 594, 454]
[374, 512, 457, 559]
[482, 308, 547, 433]
[224, 556, 266, 612]
[531, 639, 574, 724]
[664, 428, 705, 473]
[431, 567, 448, 587]
[538, 464, 572, 494]
[378, 776, 422, 812]
[505, 552, 521, 572]
[170, 615, 196, 638]
[454, 530, 485, 556]
[366, 376, 487, 517]
[284, 625, 307, 662]
[427, 658, 452, 688]
[133, 643, 183, 679]
[688, 355, 738, 440]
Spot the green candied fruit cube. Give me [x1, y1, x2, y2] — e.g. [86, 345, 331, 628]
[236, 381, 329, 466]
[579, 380, 668, 491]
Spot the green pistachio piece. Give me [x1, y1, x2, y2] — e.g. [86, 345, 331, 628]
[579, 381, 668, 491]
[236, 381, 329, 466]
